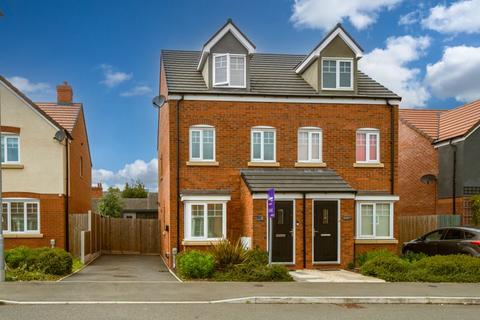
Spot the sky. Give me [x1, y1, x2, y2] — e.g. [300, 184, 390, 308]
[1, 0, 480, 191]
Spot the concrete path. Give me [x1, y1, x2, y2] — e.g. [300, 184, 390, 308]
[290, 269, 385, 283]
[62, 255, 177, 282]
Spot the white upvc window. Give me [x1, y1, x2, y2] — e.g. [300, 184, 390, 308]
[189, 125, 215, 161]
[356, 202, 393, 239]
[2, 199, 40, 234]
[356, 129, 380, 163]
[251, 127, 276, 162]
[298, 127, 322, 162]
[1, 134, 20, 164]
[321, 58, 353, 90]
[213, 53, 246, 88]
[184, 202, 227, 240]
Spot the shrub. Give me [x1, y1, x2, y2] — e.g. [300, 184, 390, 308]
[245, 248, 269, 266]
[409, 255, 480, 282]
[401, 251, 427, 263]
[209, 239, 247, 270]
[176, 250, 215, 279]
[5, 246, 33, 269]
[361, 255, 410, 282]
[36, 249, 73, 275]
[471, 194, 480, 226]
[357, 249, 396, 267]
[5, 247, 73, 276]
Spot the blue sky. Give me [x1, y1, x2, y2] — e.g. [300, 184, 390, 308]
[1, 0, 480, 190]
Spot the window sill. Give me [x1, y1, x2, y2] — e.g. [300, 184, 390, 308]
[353, 163, 384, 168]
[182, 239, 224, 246]
[295, 162, 327, 168]
[355, 239, 398, 244]
[2, 164, 24, 169]
[186, 161, 219, 167]
[248, 161, 280, 167]
[3, 233, 43, 239]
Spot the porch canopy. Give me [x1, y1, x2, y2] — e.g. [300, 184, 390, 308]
[240, 168, 355, 193]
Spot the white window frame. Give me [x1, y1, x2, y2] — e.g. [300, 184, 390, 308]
[189, 125, 216, 161]
[251, 127, 276, 162]
[356, 202, 394, 239]
[321, 57, 354, 90]
[1, 134, 21, 164]
[297, 127, 323, 163]
[356, 128, 380, 163]
[2, 198, 41, 234]
[184, 201, 227, 241]
[212, 53, 246, 88]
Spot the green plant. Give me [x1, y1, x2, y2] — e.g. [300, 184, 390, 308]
[470, 194, 480, 226]
[176, 250, 215, 279]
[244, 248, 269, 266]
[361, 255, 410, 282]
[209, 239, 247, 270]
[409, 255, 480, 282]
[401, 251, 427, 263]
[36, 248, 73, 275]
[122, 180, 148, 198]
[357, 249, 396, 267]
[5, 246, 33, 269]
[98, 187, 124, 217]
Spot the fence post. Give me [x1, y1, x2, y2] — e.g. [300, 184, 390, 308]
[80, 230, 85, 264]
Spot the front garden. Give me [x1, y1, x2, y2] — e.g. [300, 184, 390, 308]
[176, 240, 292, 281]
[357, 250, 480, 282]
[4, 246, 83, 281]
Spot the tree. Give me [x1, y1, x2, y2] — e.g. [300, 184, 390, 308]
[122, 180, 148, 198]
[98, 187, 124, 218]
[471, 194, 480, 226]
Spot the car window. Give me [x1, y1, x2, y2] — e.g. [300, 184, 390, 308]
[444, 229, 464, 240]
[464, 231, 477, 240]
[424, 230, 444, 241]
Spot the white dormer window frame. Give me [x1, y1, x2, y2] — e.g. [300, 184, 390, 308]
[321, 57, 354, 91]
[212, 53, 246, 88]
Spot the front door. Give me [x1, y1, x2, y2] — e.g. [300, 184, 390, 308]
[270, 201, 294, 263]
[313, 201, 339, 263]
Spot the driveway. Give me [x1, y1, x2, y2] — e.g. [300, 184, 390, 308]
[62, 255, 178, 282]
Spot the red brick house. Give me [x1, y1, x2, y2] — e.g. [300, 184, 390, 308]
[399, 100, 480, 223]
[157, 20, 401, 269]
[0, 76, 92, 250]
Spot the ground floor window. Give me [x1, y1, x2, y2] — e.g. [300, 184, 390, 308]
[184, 201, 226, 240]
[356, 202, 393, 239]
[1, 199, 40, 233]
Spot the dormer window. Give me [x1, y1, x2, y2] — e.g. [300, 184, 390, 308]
[213, 53, 246, 88]
[321, 58, 353, 90]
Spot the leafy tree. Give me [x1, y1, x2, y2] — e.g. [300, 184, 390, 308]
[122, 180, 148, 198]
[98, 187, 124, 217]
[471, 194, 480, 226]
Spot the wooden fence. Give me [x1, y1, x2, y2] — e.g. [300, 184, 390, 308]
[397, 215, 461, 251]
[69, 212, 102, 263]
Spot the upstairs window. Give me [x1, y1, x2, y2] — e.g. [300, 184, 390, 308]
[322, 59, 353, 90]
[356, 129, 379, 163]
[1, 135, 20, 164]
[189, 125, 215, 161]
[213, 53, 246, 88]
[298, 127, 322, 162]
[251, 127, 275, 162]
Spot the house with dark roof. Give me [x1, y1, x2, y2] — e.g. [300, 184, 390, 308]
[157, 20, 401, 270]
[0, 77, 92, 250]
[399, 100, 480, 224]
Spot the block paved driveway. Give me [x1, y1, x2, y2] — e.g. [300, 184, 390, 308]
[62, 255, 178, 282]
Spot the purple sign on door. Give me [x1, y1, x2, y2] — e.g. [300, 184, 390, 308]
[267, 188, 275, 219]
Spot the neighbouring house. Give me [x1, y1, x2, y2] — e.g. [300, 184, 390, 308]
[399, 100, 480, 224]
[158, 20, 401, 269]
[0, 77, 92, 250]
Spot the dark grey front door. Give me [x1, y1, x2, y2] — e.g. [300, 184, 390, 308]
[313, 201, 338, 262]
[271, 201, 294, 263]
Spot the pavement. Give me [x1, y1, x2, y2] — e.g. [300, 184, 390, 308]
[290, 269, 385, 283]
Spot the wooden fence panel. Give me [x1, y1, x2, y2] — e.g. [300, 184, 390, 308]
[69, 213, 89, 258]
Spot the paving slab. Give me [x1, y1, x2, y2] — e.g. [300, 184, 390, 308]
[289, 270, 385, 283]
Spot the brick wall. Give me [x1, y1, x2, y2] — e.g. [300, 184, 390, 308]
[397, 120, 438, 216]
[3, 192, 66, 249]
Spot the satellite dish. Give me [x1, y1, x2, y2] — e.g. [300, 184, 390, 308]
[420, 174, 436, 184]
[54, 130, 66, 142]
[152, 95, 167, 109]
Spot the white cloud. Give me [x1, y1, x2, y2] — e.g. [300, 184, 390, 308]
[425, 45, 480, 102]
[100, 64, 132, 87]
[93, 158, 158, 191]
[7, 76, 52, 96]
[422, 0, 480, 34]
[120, 85, 152, 97]
[399, 10, 419, 25]
[359, 35, 431, 108]
[290, 0, 401, 31]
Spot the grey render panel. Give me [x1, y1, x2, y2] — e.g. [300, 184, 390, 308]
[240, 168, 355, 193]
[161, 50, 399, 99]
[438, 143, 465, 199]
[463, 126, 480, 189]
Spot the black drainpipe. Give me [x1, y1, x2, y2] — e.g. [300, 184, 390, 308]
[451, 141, 457, 215]
[387, 100, 395, 195]
[302, 192, 306, 269]
[64, 134, 70, 252]
[176, 96, 184, 253]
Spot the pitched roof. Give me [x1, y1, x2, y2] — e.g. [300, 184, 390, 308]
[36, 103, 82, 134]
[438, 99, 480, 142]
[399, 109, 443, 141]
[240, 168, 355, 193]
[162, 50, 399, 99]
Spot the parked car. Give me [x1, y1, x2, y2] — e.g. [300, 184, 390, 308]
[402, 227, 480, 257]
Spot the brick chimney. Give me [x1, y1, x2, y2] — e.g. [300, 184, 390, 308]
[56, 81, 73, 104]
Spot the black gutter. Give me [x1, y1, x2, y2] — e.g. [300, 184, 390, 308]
[387, 100, 395, 195]
[302, 192, 306, 269]
[175, 96, 184, 253]
[64, 133, 70, 252]
[451, 142, 457, 215]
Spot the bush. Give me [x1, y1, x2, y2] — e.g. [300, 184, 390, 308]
[409, 255, 480, 282]
[36, 249, 73, 275]
[5, 247, 73, 276]
[98, 187, 124, 217]
[471, 194, 480, 226]
[5, 246, 33, 269]
[245, 248, 269, 266]
[357, 249, 396, 267]
[402, 251, 427, 263]
[361, 255, 410, 282]
[177, 250, 215, 279]
[209, 239, 247, 270]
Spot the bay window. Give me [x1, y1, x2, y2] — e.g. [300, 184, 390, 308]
[357, 202, 393, 239]
[185, 202, 226, 240]
[213, 53, 246, 87]
[189, 125, 215, 161]
[1, 199, 40, 234]
[298, 127, 322, 162]
[1, 134, 20, 164]
[322, 58, 353, 90]
[356, 129, 379, 163]
[251, 127, 275, 162]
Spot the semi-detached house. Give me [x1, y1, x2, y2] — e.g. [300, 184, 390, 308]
[158, 20, 401, 269]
